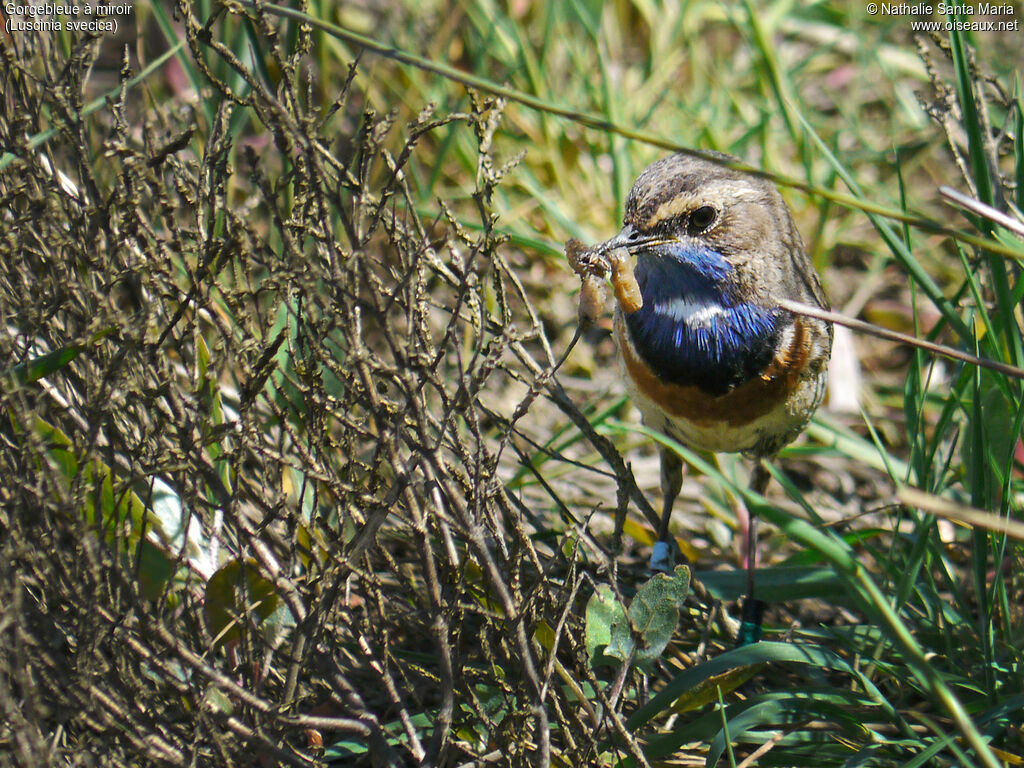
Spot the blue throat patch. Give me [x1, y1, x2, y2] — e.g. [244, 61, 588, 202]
[625, 244, 782, 396]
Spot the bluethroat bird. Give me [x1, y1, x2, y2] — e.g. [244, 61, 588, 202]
[572, 151, 832, 642]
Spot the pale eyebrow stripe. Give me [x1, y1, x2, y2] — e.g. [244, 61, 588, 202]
[643, 180, 762, 228]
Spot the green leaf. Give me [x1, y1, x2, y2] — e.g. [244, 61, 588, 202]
[628, 642, 893, 731]
[585, 584, 631, 666]
[204, 560, 283, 649]
[566, 0, 602, 39]
[670, 664, 761, 713]
[28, 417, 167, 544]
[15, 415, 179, 598]
[962, 369, 1015, 504]
[628, 565, 690, 669]
[135, 540, 177, 602]
[694, 566, 844, 602]
[585, 567, 690, 671]
[5, 344, 84, 384]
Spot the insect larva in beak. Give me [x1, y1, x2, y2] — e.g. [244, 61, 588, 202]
[607, 247, 643, 313]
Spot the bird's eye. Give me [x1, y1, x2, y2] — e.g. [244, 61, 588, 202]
[688, 205, 717, 234]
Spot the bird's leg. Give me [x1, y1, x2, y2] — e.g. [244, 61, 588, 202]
[658, 446, 685, 539]
[736, 460, 772, 646]
[650, 446, 684, 572]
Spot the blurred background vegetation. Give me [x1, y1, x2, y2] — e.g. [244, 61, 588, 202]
[1, 0, 1023, 765]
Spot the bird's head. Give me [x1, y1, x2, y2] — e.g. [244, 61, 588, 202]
[597, 152, 802, 305]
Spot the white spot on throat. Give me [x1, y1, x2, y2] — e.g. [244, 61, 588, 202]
[653, 297, 727, 327]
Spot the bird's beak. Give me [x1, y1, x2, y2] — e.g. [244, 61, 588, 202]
[597, 224, 667, 255]
[596, 224, 637, 255]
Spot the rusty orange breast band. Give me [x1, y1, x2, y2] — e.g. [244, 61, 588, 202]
[615, 313, 812, 428]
